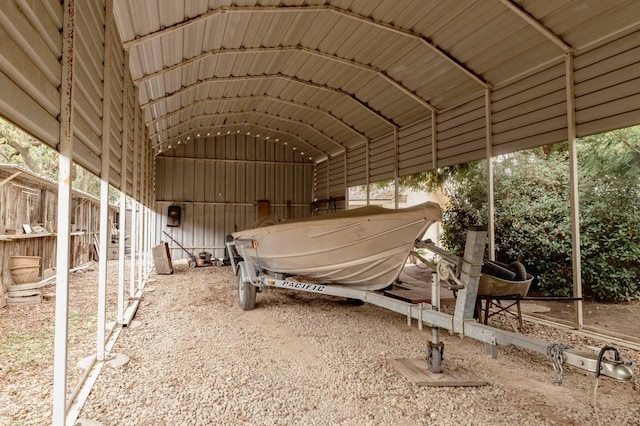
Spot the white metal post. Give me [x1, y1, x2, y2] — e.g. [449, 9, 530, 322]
[343, 153, 348, 209]
[485, 88, 495, 260]
[130, 87, 140, 297]
[394, 127, 399, 209]
[365, 139, 370, 206]
[97, 0, 114, 361]
[117, 49, 131, 324]
[565, 53, 583, 329]
[138, 140, 146, 285]
[52, 0, 75, 423]
[145, 140, 150, 275]
[431, 111, 437, 170]
[326, 156, 330, 203]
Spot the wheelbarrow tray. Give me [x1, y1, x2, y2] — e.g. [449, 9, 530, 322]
[477, 273, 533, 298]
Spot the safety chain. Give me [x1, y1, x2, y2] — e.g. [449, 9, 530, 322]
[546, 343, 573, 385]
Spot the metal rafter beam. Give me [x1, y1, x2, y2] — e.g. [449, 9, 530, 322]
[151, 111, 345, 152]
[498, 0, 573, 53]
[135, 46, 436, 112]
[147, 95, 367, 142]
[123, 5, 488, 88]
[140, 74, 396, 128]
[153, 123, 327, 159]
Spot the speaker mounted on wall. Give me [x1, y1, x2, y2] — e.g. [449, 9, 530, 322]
[167, 205, 181, 227]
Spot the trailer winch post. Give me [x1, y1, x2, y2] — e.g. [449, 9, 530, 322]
[452, 225, 487, 329]
[427, 225, 487, 372]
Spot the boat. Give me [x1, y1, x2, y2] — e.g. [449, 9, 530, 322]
[231, 202, 442, 290]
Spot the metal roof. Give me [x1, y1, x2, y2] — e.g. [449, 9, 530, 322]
[110, 0, 640, 164]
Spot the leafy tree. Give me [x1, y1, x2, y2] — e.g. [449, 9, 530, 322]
[436, 126, 640, 301]
[0, 120, 58, 180]
[0, 118, 121, 203]
[577, 126, 640, 300]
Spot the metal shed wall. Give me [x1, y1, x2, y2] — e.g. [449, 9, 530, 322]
[574, 28, 640, 137]
[491, 61, 566, 157]
[73, 0, 104, 177]
[155, 134, 312, 260]
[328, 153, 346, 198]
[0, 1, 140, 199]
[0, 1, 62, 153]
[346, 144, 366, 187]
[368, 133, 395, 183]
[328, 27, 640, 192]
[436, 94, 487, 167]
[314, 159, 328, 200]
[398, 117, 433, 178]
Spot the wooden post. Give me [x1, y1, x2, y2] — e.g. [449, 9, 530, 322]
[453, 226, 487, 333]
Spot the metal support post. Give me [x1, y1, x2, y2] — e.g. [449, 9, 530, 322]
[52, 0, 75, 423]
[117, 49, 131, 325]
[565, 53, 584, 329]
[97, 0, 114, 361]
[485, 88, 495, 260]
[394, 127, 399, 209]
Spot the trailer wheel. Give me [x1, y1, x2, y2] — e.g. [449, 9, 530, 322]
[237, 263, 256, 310]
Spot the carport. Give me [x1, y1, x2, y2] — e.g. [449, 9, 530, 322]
[0, 0, 639, 424]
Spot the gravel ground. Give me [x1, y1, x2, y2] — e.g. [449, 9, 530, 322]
[75, 262, 640, 425]
[2, 260, 639, 425]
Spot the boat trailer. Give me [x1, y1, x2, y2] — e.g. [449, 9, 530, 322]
[226, 226, 634, 384]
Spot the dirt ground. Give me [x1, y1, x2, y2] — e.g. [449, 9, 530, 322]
[1, 260, 639, 425]
[526, 298, 640, 338]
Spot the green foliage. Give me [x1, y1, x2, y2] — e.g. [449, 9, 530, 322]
[492, 151, 573, 297]
[576, 128, 639, 300]
[0, 118, 121, 203]
[400, 163, 475, 193]
[439, 161, 488, 256]
[438, 126, 640, 301]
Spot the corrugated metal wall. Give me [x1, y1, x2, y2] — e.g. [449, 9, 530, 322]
[334, 28, 640, 194]
[314, 159, 328, 200]
[368, 133, 395, 182]
[492, 62, 566, 157]
[398, 117, 433, 177]
[0, 1, 140, 199]
[73, 0, 104, 177]
[437, 94, 487, 167]
[155, 134, 312, 259]
[0, 1, 63, 153]
[346, 144, 366, 187]
[328, 153, 345, 198]
[574, 28, 640, 137]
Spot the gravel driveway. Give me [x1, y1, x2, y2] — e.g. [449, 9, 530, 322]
[77, 262, 640, 425]
[2, 260, 639, 425]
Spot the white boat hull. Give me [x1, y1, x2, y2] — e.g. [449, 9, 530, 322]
[232, 202, 442, 290]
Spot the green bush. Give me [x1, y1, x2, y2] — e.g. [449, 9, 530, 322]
[439, 132, 640, 301]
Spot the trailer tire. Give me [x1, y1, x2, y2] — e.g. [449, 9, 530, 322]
[508, 261, 528, 281]
[237, 263, 256, 310]
[482, 260, 516, 280]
